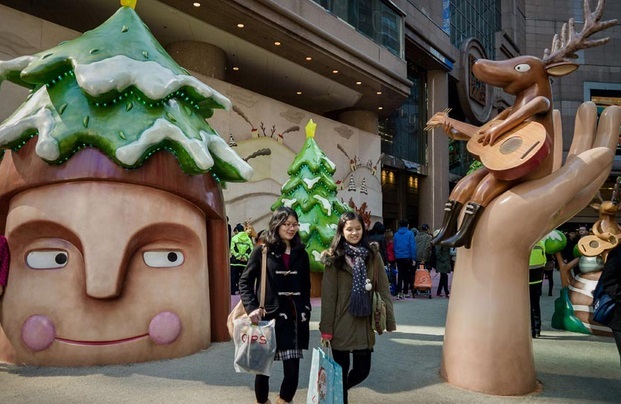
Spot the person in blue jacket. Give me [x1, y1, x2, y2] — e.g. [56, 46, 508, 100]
[393, 219, 417, 299]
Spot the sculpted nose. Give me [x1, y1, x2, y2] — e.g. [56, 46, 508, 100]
[83, 242, 128, 299]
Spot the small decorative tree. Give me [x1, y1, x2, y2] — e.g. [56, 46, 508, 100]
[271, 119, 350, 295]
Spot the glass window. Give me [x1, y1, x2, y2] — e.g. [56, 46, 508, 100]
[312, 0, 403, 58]
[448, 0, 501, 59]
[379, 63, 426, 165]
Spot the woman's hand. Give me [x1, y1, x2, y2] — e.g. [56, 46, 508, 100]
[248, 308, 265, 324]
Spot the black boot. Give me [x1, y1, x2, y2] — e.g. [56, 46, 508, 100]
[441, 202, 484, 249]
[431, 200, 463, 245]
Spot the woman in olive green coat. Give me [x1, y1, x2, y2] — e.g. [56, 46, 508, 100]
[320, 211, 396, 404]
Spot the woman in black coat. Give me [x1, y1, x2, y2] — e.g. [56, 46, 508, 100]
[239, 206, 311, 404]
[601, 245, 621, 368]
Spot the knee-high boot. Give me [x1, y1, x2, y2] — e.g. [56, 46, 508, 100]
[431, 200, 463, 245]
[441, 202, 484, 249]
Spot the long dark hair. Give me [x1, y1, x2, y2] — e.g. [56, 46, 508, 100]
[263, 206, 303, 251]
[328, 211, 372, 266]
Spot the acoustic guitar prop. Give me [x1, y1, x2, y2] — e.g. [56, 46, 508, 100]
[577, 234, 619, 257]
[425, 110, 550, 181]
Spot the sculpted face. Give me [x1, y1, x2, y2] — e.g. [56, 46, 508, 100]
[0, 181, 210, 366]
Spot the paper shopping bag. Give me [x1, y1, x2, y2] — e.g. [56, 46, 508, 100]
[307, 346, 344, 404]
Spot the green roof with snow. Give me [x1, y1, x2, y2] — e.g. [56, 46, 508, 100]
[0, 6, 252, 182]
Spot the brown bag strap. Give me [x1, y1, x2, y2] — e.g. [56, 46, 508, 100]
[259, 246, 268, 310]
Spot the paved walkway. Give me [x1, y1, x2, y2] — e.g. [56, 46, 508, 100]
[1, 271, 620, 403]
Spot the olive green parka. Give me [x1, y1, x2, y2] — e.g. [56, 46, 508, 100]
[320, 244, 396, 351]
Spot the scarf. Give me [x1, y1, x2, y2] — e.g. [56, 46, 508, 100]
[344, 242, 371, 317]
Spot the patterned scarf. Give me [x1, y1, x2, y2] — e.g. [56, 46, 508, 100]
[344, 242, 371, 317]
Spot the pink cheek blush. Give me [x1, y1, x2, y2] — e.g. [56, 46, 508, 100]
[21, 315, 56, 352]
[148, 311, 181, 345]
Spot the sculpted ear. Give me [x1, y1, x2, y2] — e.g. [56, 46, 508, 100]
[547, 62, 579, 77]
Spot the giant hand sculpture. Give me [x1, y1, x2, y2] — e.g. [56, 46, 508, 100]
[441, 102, 621, 395]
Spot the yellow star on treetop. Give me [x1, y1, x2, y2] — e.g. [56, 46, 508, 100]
[121, 0, 137, 9]
[305, 119, 317, 138]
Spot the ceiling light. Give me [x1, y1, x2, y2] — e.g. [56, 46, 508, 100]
[274, 41, 281, 46]
[296, 91, 302, 95]
[193, 2, 201, 7]
[378, 106, 383, 110]
[305, 57, 312, 61]
[332, 69, 339, 74]
[237, 23, 245, 28]
[377, 91, 382, 95]
[232, 66, 239, 71]
[356, 81, 362, 85]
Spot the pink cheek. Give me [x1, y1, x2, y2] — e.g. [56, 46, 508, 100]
[21, 315, 56, 352]
[148, 311, 181, 345]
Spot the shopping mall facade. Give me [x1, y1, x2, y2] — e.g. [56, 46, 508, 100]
[0, 0, 619, 231]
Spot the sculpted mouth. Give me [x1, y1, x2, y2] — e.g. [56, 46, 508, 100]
[22, 311, 181, 352]
[55, 334, 149, 346]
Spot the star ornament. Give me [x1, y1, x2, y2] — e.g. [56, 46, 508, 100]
[305, 119, 317, 138]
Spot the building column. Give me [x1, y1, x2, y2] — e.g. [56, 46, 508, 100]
[420, 70, 450, 232]
[165, 41, 227, 80]
[337, 110, 379, 134]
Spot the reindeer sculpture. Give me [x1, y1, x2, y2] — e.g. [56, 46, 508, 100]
[555, 178, 621, 286]
[243, 217, 258, 244]
[427, 0, 617, 248]
[552, 177, 621, 336]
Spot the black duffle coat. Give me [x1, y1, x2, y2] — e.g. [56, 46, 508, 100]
[239, 243, 311, 352]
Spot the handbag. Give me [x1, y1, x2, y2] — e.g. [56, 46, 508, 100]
[371, 261, 387, 334]
[227, 246, 268, 338]
[307, 341, 344, 404]
[592, 273, 615, 325]
[593, 293, 615, 325]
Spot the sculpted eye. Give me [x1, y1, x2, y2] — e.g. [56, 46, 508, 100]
[26, 250, 68, 269]
[143, 251, 184, 268]
[514, 63, 531, 72]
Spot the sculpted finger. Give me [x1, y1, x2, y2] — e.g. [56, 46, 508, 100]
[558, 164, 611, 225]
[510, 147, 613, 220]
[593, 105, 621, 149]
[551, 109, 563, 172]
[566, 102, 597, 160]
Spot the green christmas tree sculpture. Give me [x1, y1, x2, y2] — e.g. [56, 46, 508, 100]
[0, 5, 252, 183]
[271, 119, 350, 272]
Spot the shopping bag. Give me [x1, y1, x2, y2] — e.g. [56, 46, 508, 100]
[307, 345, 344, 404]
[233, 317, 276, 376]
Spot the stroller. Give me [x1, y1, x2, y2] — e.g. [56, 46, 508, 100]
[413, 263, 432, 299]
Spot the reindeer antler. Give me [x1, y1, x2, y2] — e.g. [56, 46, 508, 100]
[543, 0, 617, 64]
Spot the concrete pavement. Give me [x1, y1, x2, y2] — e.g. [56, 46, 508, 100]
[1, 271, 620, 403]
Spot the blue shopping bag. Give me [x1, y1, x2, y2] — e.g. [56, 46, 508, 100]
[307, 343, 344, 404]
